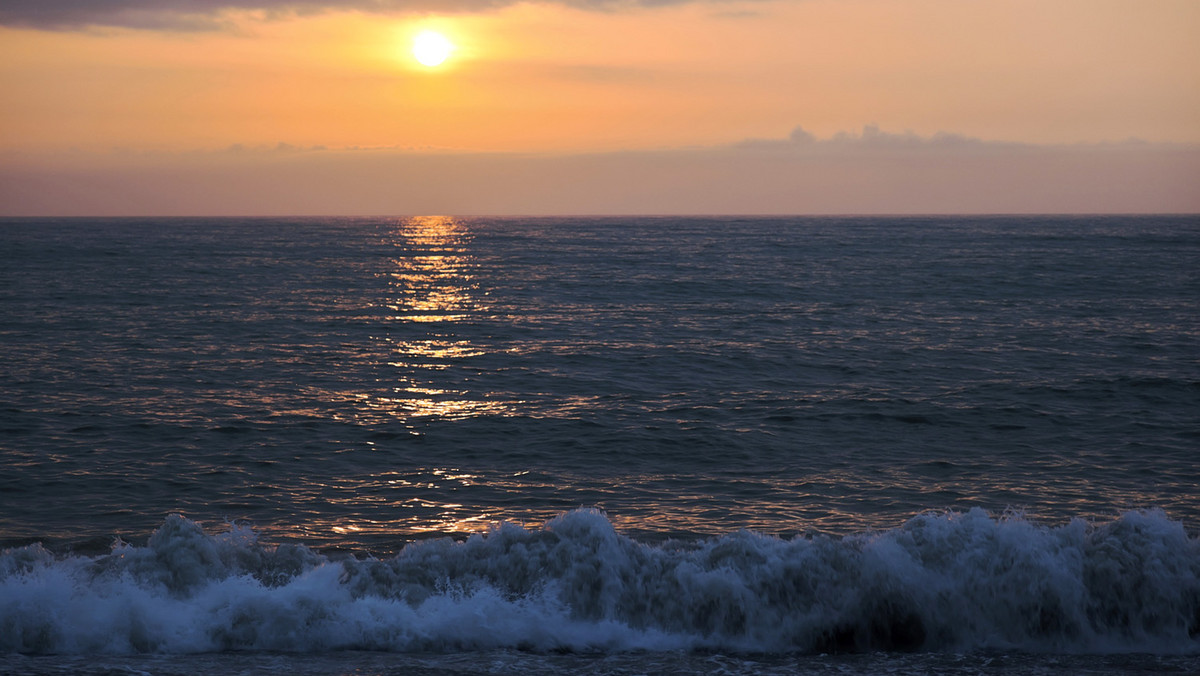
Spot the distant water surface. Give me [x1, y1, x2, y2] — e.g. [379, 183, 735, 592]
[1, 215, 1198, 672]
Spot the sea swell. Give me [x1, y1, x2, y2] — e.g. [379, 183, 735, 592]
[1, 508, 1197, 656]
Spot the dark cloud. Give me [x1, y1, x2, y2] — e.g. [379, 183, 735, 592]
[0, 0, 711, 31]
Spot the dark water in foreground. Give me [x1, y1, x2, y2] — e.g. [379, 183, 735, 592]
[1, 215, 1198, 673]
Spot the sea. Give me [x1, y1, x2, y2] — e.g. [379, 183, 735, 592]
[1, 215, 1198, 675]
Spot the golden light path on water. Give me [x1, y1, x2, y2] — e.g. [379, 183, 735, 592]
[291, 216, 531, 545]
[375, 215, 515, 421]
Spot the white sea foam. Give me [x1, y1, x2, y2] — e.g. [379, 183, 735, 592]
[2, 508, 1197, 655]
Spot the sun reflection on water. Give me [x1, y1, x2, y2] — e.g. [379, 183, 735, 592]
[359, 216, 515, 422]
[386, 216, 477, 324]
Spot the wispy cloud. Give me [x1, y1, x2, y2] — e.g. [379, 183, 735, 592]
[0, 0, 748, 31]
[3, 127, 1197, 216]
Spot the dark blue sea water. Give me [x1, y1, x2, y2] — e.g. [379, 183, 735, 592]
[2, 215, 1198, 674]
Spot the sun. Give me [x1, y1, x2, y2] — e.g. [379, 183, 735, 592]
[412, 30, 454, 67]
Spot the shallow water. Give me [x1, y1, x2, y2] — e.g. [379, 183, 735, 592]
[5, 650, 1200, 676]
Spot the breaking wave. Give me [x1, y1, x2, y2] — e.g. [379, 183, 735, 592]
[2, 508, 1198, 656]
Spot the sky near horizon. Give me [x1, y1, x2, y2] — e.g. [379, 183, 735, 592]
[1, 0, 1198, 215]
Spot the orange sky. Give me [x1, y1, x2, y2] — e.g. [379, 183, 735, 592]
[1, 0, 1197, 214]
[3, 0, 1198, 154]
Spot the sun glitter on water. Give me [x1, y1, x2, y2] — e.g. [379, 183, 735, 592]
[412, 30, 454, 67]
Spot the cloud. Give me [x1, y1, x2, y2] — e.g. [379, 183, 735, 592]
[2, 127, 1197, 216]
[0, 0, 735, 31]
[738, 124, 994, 151]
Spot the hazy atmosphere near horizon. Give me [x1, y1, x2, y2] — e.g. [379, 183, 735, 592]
[1, 0, 1198, 214]
[2, 3, 1200, 676]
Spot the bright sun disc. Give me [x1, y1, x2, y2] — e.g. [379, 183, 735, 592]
[413, 30, 453, 67]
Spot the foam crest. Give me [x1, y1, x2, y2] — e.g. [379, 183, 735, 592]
[2, 509, 1197, 655]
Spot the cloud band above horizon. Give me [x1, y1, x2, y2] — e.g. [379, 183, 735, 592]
[3, 127, 1197, 216]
